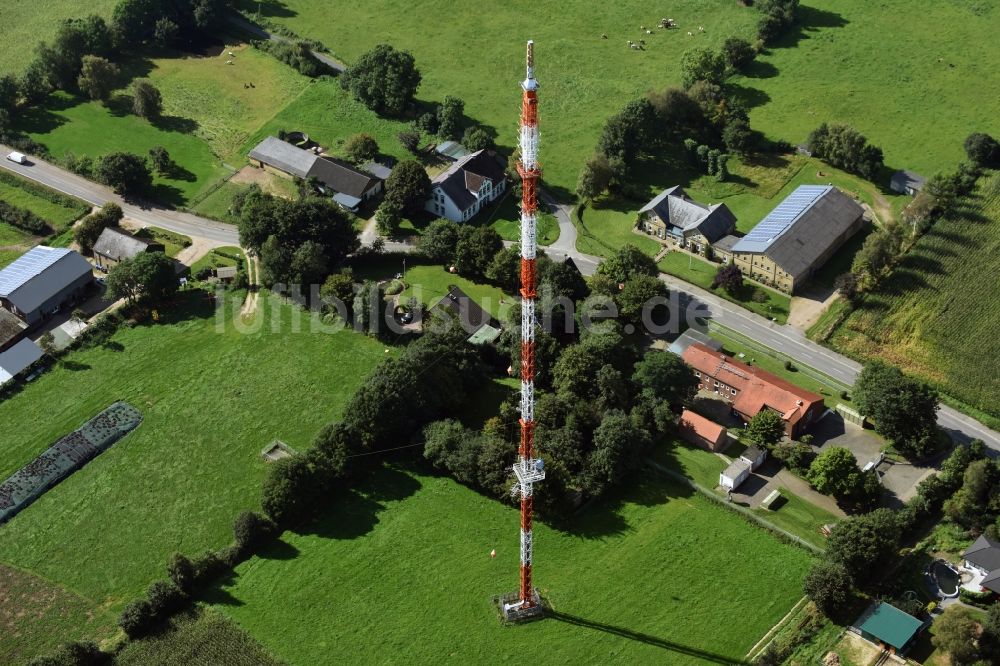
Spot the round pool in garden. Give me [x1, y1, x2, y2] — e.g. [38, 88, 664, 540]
[932, 560, 961, 597]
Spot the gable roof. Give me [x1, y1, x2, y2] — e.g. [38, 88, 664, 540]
[93, 227, 159, 262]
[963, 534, 1000, 572]
[249, 136, 317, 178]
[858, 603, 923, 650]
[721, 458, 751, 480]
[0, 338, 43, 384]
[308, 156, 379, 199]
[713, 234, 740, 253]
[731, 185, 864, 279]
[679, 409, 726, 443]
[432, 150, 506, 213]
[640, 186, 736, 242]
[0, 246, 92, 315]
[682, 342, 824, 428]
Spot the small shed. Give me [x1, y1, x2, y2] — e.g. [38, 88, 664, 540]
[93, 227, 163, 270]
[215, 266, 238, 282]
[678, 409, 728, 452]
[856, 602, 924, 653]
[890, 170, 926, 196]
[720, 458, 751, 490]
[740, 445, 767, 471]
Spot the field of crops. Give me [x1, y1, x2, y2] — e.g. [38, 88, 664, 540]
[0, 562, 116, 664]
[735, 0, 1000, 179]
[211, 465, 813, 664]
[830, 171, 1000, 421]
[113, 608, 282, 666]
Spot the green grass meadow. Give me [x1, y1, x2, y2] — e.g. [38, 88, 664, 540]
[236, 0, 761, 195]
[399, 264, 514, 320]
[210, 465, 813, 664]
[0, 290, 390, 616]
[830, 170, 1000, 421]
[735, 0, 1000, 180]
[0, 0, 118, 73]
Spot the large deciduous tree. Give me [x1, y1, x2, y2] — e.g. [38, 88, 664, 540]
[744, 410, 786, 447]
[384, 159, 431, 216]
[803, 560, 854, 619]
[826, 509, 903, 584]
[807, 447, 862, 498]
[680, 47, 726, 88]
[436, 96, 465, 140]
[712, 263, 744, 296]
[340, 44, 421, 117]
[597, 98, 657, 163]
[77, 55, 119, 101]
[964, 132, 1000, 168]
[454, 225, 502, 279]
[96, 152, 152, 196]
[344, 133, 379, 163]
[420, 218, 460, 263]
[106, 251, 177, 305]
[596, 243, 658, 284]
[807, 123, 884, 181]
[576, 153, 613, 201]
[853, 361, 939, 458]
[631, 351, 698, 406]
[931, 605, 982, 666]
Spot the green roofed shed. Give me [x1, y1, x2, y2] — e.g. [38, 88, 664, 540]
[857, 602, 923, 652]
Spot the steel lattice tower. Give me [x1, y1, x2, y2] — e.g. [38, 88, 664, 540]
[504, 40, 545, 620]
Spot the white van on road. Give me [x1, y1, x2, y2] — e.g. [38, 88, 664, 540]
[6, 151, 27, 165]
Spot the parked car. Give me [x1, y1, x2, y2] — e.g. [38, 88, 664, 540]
[6, 151, 27, 165]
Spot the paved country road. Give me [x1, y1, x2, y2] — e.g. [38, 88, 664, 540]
[5, 146, 998, 451]
[0, 146, 240, 244]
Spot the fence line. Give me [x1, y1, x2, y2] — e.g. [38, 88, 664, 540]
[645, 459, 823, 556]
[706, 321, 852, 394]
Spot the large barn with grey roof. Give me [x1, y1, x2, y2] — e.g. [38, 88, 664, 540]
[0, 246, 93, 326]
[730, 185, 865, 293]
[248, 136, 383, 212]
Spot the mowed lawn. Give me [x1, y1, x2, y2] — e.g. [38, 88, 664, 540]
[237, 0, 760, 195]
[211, 465, 813, 664]
[830, 170, 1000, 422]
[0, 290, 391, 615]
[0, 0, 118, 72]
[399, 264, 514, 320]
[734, 0, 1000, 178]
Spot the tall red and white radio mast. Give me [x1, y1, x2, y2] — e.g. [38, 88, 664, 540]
[504, 39, 545, 621]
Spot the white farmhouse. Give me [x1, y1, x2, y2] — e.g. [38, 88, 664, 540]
[425, 150, 507, 223]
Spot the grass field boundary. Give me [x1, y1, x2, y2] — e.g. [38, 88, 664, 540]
[645, 458, 823, 556]
[745, 595, 810, 660]
[182, 165, 240, 215]
[707, 321, 853, 394]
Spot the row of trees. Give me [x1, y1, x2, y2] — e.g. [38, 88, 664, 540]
[806, 123, 884, 181]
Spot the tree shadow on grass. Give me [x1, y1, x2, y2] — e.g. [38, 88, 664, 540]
[725, 82, 772, 111]
[297, 466, 423, 541]
[149, 182, 188, 208]
[741, 59, 779, 79]
[239, 0, 298, 19]
[766, 6, 849, 51]
[60, 360, 91, 371]
[548, 611, 748, 664]
[256, 536, 300, 560]
[152, 115, 199, 135]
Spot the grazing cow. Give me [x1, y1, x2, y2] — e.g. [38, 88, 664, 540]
[646, 29, 653, 35]
[687, 31, 693, 36]
[639, 39, 646, 46]
[601, 34, 608, 39]
[699, 26, 705, 32]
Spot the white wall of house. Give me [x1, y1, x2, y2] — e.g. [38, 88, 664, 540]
[424, 178, 506, 223]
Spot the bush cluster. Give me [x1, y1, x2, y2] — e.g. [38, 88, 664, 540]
[0, 200, 49, 234]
